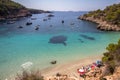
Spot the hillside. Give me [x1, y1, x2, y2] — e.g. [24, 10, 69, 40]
[0, 0, 50, 20]
[102, 39, 120, 73]
[28, 9, 51, 14]
[79, 3, 120, 31]
[0, 0, 31, 19]
[100, 39, 120, 79]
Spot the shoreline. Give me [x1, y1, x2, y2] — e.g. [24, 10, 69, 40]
[5, 55, 102, 80]
[79, 16, 120, 31]
[6, 55, 102, 80]
[41, 55, 102, 79]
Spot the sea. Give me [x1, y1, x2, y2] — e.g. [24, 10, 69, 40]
[0, 11, 120, 79]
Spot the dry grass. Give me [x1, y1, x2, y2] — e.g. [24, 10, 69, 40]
[15, 70, 44, 80]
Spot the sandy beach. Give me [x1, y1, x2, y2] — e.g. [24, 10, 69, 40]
[41, 55, 102, 79]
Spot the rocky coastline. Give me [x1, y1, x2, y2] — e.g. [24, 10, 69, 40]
[0, 9, 31, 20]
[79, 16, 120, 31]
[0, 9, 51, 21]
[0, 0, 51, 21]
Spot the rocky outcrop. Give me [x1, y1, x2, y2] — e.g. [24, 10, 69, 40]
[0, 9, 52, 21]
[85, 67, 102, 80]
[0, 9, 31, 21]
[79, 16, 120, 31]
[46, 73, 78, 80]
[6, 9, 31, 19]
[104, 66, 120, 80]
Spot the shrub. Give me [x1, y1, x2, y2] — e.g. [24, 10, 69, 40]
[83, 3, 120, 25]
[109, 66, 115, 74]
[0, 0, 25, 16]
[106, 43, 118, 52]
[15, 70, 44, 80]
[102, 56, 109, 63]
[102, 39, 120, 75]
[100, 77, 107, 80]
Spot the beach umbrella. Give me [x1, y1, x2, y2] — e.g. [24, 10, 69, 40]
[78, 69, 85, 75]
[91, 65, 95, 70]
[79, 69, 84, 72]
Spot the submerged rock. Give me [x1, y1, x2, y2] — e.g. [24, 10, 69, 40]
[50, 60, 57, 64]
[78, 39, 84, 43]
[80, 34, 95, 40]
[49, 35, 67, 46]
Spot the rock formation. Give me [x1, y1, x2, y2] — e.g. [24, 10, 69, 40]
[79, 16, 120, 31]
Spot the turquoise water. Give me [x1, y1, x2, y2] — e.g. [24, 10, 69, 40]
[0, 12, 120, 79]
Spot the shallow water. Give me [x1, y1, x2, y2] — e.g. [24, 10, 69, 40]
[0, 11, 120, 79]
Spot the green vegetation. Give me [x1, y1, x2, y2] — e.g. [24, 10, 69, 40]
[100, 77, 107, 80]
[28, 8, 51, 14]
[84, 3, 120, 26]
[0, 0, 50, 19]
[102, 39, 120, 74]
[0, 0, 25, 16]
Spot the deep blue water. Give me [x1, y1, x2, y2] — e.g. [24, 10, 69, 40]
[0, 11, 120, 79]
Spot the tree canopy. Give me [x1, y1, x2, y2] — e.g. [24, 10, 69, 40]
[84, 3, 120, 26]
[102, 39, 120, 74]
[0, 0, 25, 16]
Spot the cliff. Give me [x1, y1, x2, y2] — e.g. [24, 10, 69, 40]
[79, 3, 120, 31]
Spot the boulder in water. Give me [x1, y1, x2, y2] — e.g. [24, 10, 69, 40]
[50, 60, 57, 64]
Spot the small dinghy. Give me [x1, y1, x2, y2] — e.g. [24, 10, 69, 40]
[18, 26, 23, 29]
[26, 22, 32, 25]
[48, 14, 54, 17]
[35, 26, 39, 30]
